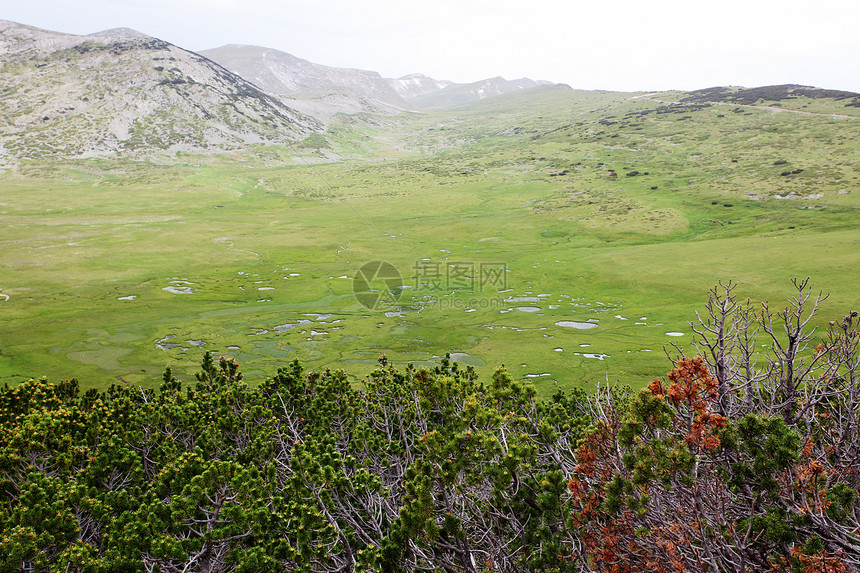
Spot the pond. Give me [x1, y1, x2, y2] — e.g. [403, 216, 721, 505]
[555, 321, 598, 330]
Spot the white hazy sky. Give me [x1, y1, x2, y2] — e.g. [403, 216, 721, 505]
[4, 0, 859, 92]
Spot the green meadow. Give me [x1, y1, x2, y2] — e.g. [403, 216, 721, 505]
[1, 87, 858, 395]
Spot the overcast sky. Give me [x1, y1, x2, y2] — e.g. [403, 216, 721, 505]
[4, 0, 859, 92]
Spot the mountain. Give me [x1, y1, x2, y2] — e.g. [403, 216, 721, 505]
[404, 76, 556, 109]
[200, 44, 558, 112]
[200, 44, 406, 104]
[200, 44, 413, 118]
[387, 73, 453, 100]
[0, 21, 322, 161]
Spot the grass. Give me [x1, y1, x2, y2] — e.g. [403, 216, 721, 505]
[1, 87, 858, 396]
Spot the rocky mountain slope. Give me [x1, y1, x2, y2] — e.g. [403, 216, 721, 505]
[201, 43, 556, 112]
[0, 21, 322, 161]
[200, 44, 413, 119]
[200, 44, 405, 104]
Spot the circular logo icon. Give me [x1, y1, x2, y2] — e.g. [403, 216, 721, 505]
[353, 260, 403, 310]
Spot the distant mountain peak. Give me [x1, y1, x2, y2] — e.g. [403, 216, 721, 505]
[87, 27, 152, 40]
[397, 73, 435, 80]
[200, 45, 563, 111]
[402, 76, 559, 109]
[387, 74, 453, 100]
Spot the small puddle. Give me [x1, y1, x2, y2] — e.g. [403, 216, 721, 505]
[164, 286, 195, 294]
[156, 335, 180, 350]
[555, 321, 598, 329]
[274, 320, 312, 333]
[304, 313, 337, 321]
[163, 278, 196, 294]
[579, 353, 609, 360]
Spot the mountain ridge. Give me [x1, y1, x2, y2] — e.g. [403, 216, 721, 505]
[200, 43, 562, 111]
[2, 19, 858, 164]
[0, 20, 322, 161]
[199, 44, 407, 105]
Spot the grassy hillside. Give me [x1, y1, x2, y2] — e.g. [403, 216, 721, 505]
[1, 86, 858, 394]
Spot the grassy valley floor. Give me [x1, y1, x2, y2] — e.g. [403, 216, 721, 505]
[1, 87, 858, 394]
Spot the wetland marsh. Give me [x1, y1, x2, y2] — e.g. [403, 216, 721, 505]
[1, 88, 858, 394]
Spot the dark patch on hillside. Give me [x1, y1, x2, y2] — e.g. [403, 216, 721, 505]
[623, 103, 712, 118]
[72, 39, 171, 55]
[682, 84, 860, 106]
